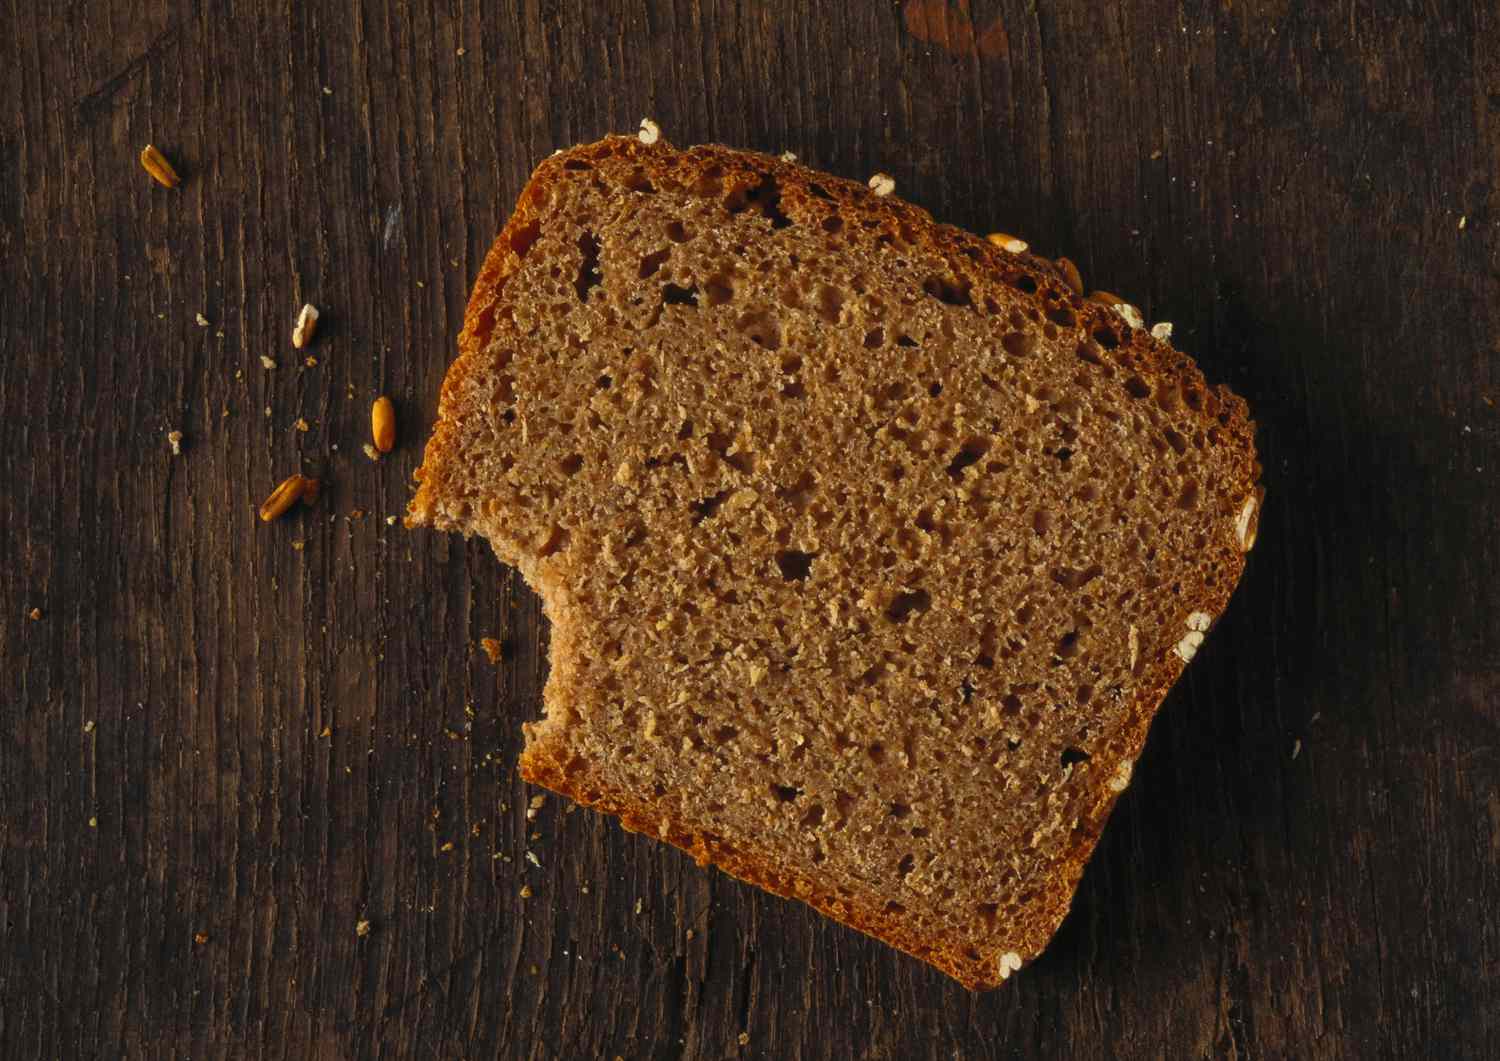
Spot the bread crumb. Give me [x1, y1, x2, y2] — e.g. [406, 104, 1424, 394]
[29, 607, 42, 621]
[519, 884, 533, 899]
[456, 47, 466, 56]
[260, 355, 277, 370]
[440, 840, 454, 852]
[1292, 739, 1302, 759]
[1150, 321, 1173, 341]
[867, 172, 896, 197]
[738, 1032, 750, 1046]
[1458, 215, 1468, 230]
[319, 724, 331, 738]
[294, 418, 310, 433]
[1107, 759, 1133, 793]
[998, 951, 1023, 979]
[525, 850, 542, 868]
[638, 118, 661, 145]
[356, 919, 371, 937]
[1113, 303, 1144, 329]
[480, 637, 505, 664]
[166, 429, 183, 455]
[364, 443, 381, 462]
[82, 720, 95, 734]
[88, 816, 98, 828]
[779, 151, 797, 162]
[685, 928, 695, 940]
[386, 515, 397, 525]
[194, 931, 211, 945]
[195, 313, 210, 327]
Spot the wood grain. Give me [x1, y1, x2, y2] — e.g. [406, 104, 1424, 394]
[2, 1, 1497, 1057]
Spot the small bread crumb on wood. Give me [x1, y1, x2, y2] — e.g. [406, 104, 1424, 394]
[292, 303, 319, 349]
[480, 637, 505, 664]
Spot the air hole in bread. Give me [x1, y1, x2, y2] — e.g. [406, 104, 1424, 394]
[691, 489, 732, 524]
[663, 283, 699, 307]
[702, 272, 735, 305]
[775, 550, 815, 581]
[889, 801, 911, 819]
[1177, 479, 1200, 509]
[800, 803, 825, 828]
[815, 284, 845, 325]
[923, 274, 973, 308]
[725, 175, 793, 229]
[1054, 631, 1080, 659]
[536, 524, 570, 558]
[1060, 747, 1091, 768]
[1003, 331, 1038, 358]
[886, 589, 932, 624]
[736, 308, 783, 350]
[509, 219, 542, 258]
[946, 438, 990, 480]
[821, 215, 844, 234]
[574, 231, 603, 301]
[898, 853, 916, 878]
[638, 248, 670, 279]
[666, 220, 692, 243]
[770, 782, 801, 802]
[1052, 564, 1103, 590]
[621, 168, 655, 194]
[558, 453, 584, 477]
[1124, 376, 1151, 399]
[1047, 305, 1076, 327]
[691, 165, 724, 197]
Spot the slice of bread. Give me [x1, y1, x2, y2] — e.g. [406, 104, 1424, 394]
[408, 133, 1261, 988]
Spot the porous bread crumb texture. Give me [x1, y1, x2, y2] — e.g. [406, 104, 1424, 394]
[409, 135, 1261, 989]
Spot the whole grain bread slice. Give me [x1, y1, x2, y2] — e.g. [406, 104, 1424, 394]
[408, 133, 1261, 988]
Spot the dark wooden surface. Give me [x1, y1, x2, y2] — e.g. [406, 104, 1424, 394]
[3, 1, 1498, 1057]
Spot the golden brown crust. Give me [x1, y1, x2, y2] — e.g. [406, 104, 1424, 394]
[410, 133, 1262, 990]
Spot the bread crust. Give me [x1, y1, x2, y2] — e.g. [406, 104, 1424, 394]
[410, 134, 1261, 990]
